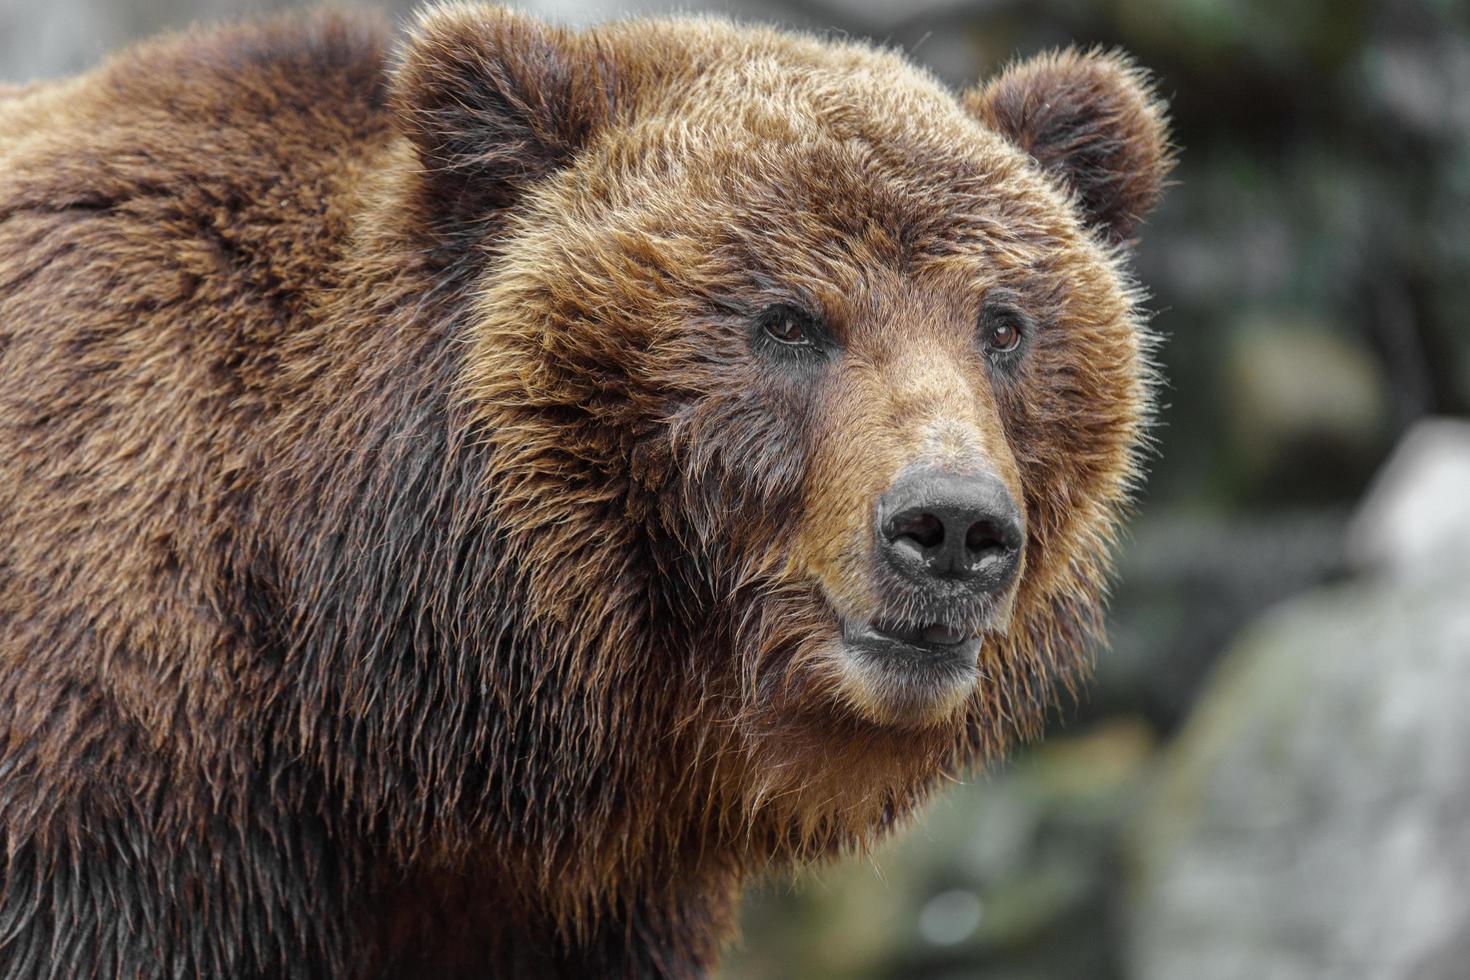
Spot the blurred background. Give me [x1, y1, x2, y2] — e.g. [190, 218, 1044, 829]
[4, 0, 1468, 976]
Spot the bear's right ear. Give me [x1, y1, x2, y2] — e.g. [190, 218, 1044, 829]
[389, 4, 616, 239]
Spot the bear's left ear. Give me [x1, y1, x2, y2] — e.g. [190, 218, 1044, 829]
[389, 5, 617, 240]
[964, 49, 1173, 245]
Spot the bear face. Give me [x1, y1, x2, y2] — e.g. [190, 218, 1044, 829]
[393, 8, 1171, 853]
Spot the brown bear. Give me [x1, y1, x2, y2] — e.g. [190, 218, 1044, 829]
[0, 4, 1170, 977]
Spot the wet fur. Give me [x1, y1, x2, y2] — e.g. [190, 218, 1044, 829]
[0, 6, 1170, 977]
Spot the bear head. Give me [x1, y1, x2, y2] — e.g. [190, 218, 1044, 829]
[388, 3, 1171, 859]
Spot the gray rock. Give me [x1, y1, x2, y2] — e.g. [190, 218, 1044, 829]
[1347, 417, 1470, 581]
[1127, 516, 1470, 980]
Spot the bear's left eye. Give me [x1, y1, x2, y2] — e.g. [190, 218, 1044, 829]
[978, 301, 1033, 364]
[984, 320, 1022, 353]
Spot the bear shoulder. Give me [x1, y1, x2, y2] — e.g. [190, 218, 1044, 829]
[0, 11, 392, 218]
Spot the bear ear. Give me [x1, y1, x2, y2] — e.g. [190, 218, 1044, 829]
[964, 48, 1173, 245]
[389, 4, 617, 239]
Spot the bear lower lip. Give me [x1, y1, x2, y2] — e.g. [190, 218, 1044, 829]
[834, 619, 982, 726]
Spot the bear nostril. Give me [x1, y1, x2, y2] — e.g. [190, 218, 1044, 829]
[891, 511, 944, 550]
[964, 519, 1010, 559]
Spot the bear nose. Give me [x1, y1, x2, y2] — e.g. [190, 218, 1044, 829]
[877, 468, 1023, 591]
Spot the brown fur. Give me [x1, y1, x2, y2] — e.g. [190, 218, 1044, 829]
[0, 5, 1171, 977]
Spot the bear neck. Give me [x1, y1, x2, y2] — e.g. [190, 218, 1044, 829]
[251, 150, 745, 933]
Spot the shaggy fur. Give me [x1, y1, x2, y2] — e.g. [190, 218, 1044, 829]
[0, 5, 1171, 977]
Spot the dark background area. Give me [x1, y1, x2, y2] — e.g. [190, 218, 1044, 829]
[5, 1, 1467, 976]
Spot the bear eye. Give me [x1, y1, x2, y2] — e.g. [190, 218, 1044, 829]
[761, 306, 817, 346]
[978, 300, 1033, 365]
[983, 319, 1023, 354]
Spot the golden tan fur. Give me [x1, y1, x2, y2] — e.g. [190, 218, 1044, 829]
[0, 5, 1170, 976]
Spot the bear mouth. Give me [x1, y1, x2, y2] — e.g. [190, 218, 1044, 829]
[817, 578, 1012, 725]
[844, 618, 981, 661]
[834, 617, 984, 725]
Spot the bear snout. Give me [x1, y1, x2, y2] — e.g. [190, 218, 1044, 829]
[875, 465, 1024, 597]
